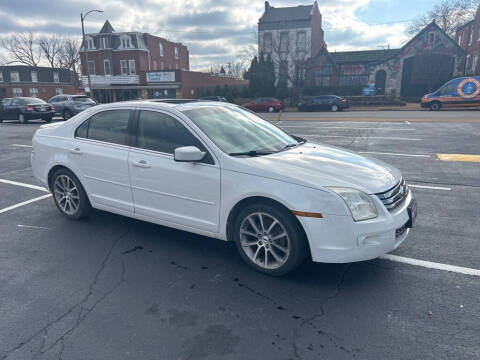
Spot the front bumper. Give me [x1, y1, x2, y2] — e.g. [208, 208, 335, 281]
[297, 190, 414, 263]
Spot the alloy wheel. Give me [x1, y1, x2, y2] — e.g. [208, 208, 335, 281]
[53, 174, 80, 215]
[239, 212, 291, 270]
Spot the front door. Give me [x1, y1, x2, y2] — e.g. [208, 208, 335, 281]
[70, 108, 134, 212]
[128, 110, 220, 233]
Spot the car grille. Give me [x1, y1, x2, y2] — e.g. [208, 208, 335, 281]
[375, 178, 409, 211]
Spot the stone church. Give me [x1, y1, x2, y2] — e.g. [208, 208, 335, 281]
[258, 2, 466, 97]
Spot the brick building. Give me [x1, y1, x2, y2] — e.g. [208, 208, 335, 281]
[258, 1, 325, 86]
[455, 5, 480, 75]
[259, 2, 466, 97]
[80, 21, 247, 102]
[0, 65, 78, 101]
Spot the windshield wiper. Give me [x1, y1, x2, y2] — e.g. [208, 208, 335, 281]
[281, 138, 307, 151]
[229, 150, 276, 157]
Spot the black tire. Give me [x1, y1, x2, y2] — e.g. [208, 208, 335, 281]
[51, 168, 91, 220]
[0, 115, 3, 123]
[63, 110, 72, 120]
[233, 202, 308, 276]
[43, 116, 52, 123]
[430, 101, 441, 111]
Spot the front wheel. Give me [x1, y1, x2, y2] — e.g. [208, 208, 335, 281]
[430, 102, 441, 111]
[233, 202, 308, 276]
[19, 113, 27, 124]
[331, 104, 339, 112]
[268, 106, 275, 113]
[51, 169, 91, 220]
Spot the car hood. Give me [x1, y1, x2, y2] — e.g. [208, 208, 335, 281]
[226, 142, 401, 194]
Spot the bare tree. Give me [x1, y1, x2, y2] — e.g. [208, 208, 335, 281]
[0, 31, 42, 66]
[58, 38, 81, 74]
[38, 35, 63, 68]
[407, 0, 480, 37]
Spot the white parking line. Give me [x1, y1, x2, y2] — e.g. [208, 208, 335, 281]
[409, 184, 452, 191]
[0, 178, 48, 192]
[281, 126, 416, 131]
[18, 224, 50, 230]
[381, 254, 480, 277]
[0, 194, 52, 214]
[297, 135, 423, 141]
[11, 144, 32, 148]
[359, 151, 430, 158]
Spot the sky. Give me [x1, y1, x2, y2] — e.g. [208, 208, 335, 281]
[0, 0, 438, 70]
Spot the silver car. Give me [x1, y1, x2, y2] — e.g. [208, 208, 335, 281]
[48, 95, 96, 120]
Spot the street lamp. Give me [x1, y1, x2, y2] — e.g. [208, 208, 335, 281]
[81, 9, 103, 96]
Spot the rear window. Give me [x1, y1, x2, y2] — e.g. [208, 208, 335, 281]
[72, 96, 95, 104]
[25, 98, 46, 104]
[75, 110, 131, 146]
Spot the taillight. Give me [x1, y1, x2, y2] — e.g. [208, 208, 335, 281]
[26, 105, 34, 111]
[50, 105, 54, 110]
[341, 99, 347, 103]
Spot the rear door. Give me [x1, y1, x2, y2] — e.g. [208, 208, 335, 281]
[71, 108, 134, 212]
[128, 109, 221, 233]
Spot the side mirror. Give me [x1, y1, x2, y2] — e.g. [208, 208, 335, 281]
[174, 146, 206, 162]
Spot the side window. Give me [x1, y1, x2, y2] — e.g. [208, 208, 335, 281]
[438, 83, 455, 96]
[12, 98, 24, 106]
[137, 110, 211, 161]
[75, 110, 131, 145]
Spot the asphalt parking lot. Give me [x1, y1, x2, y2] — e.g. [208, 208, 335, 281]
[1, 113, 479, 360]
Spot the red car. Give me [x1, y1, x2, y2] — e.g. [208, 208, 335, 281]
[243, 97, 285, 113]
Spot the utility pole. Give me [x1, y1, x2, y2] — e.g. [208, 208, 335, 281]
[81, 9, 103, 96]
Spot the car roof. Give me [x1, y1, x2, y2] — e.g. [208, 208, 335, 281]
[88, 100, 239, 112]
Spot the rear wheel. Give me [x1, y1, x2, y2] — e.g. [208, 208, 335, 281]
[233, 202, 308, 276]
[331, 104, 339, 112]
[430, 101, 441, 111]
[63, 110, 72, 120]
[43, 116, 52, 123]
[19, 113, 27, 124]
[51, 169, 91, 220]
[268, 106, 275, 113]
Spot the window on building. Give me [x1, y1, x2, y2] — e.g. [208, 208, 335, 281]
[280, 32, 289, 53]
[53, 72, 59, 83]
[472, 55, 478, 73]
[297, 31, 306, 50]
[121, 38, 131, 48]
[99, 37, 108, 49]
[477, 29, 480, 41]
[279, 60, 288, 80]
[56, 88, 63, 95]
[160, 61, 164, 70]
[29, 88, 39, 97]
[174, 47, 179, 59]
[428, 32, 436, 44]
[85, 37, 94, 50]
[469, 30, 473, 45]
[263, 33, 272, 52]
[137, 110, 205, 154]
[12, 88, 22, 97]
[31, 71, 38, 83]
[88, 61, 96, 75]
[10, 71, 20, 82]
[129, 59, 136, 75]
[175, 64, 178, 69]
[104, 60, 111, 75]
[159, 43, 164, 56]
[0, 72, 3, 82]
[153, 60, 157, 70]
[120, 60, 128, 75]
[458, 34, 463, 46]
[76, 110, 131, 145]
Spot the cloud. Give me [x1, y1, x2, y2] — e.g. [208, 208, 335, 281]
[0, 0, 415, 69]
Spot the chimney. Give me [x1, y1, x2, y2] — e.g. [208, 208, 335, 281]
[265, 1, 270, 12]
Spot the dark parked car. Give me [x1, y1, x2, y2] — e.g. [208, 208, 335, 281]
[297, 95, 349, 112]
[243, 97, 285, 113]
[48, 95, 96, 120]
[0, 97, 54, 123]
[198, 96, 228, 102]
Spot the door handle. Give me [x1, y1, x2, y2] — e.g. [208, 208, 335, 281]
[70, 147, 83, 155]
[132, 160, 151, 168]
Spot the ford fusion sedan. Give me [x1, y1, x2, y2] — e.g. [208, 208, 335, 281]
[31, 101, 416, 275]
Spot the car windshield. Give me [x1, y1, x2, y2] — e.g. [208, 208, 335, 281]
[72, 96, 95, 104]
[182, 106, 298, 155]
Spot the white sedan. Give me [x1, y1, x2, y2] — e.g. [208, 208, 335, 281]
[31, 101, 416, 275]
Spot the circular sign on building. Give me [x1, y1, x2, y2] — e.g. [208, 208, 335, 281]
[457, 78, 480, 98]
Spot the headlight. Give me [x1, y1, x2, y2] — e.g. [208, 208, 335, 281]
[327, 187, 378, 221]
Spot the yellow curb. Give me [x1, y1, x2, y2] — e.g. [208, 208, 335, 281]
[437, 154, 480, 162]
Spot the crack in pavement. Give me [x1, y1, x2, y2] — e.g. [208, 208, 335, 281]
[291, 310, 325, 360]
[0, 231, 128, 360]
[328, 264, 352, 300]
